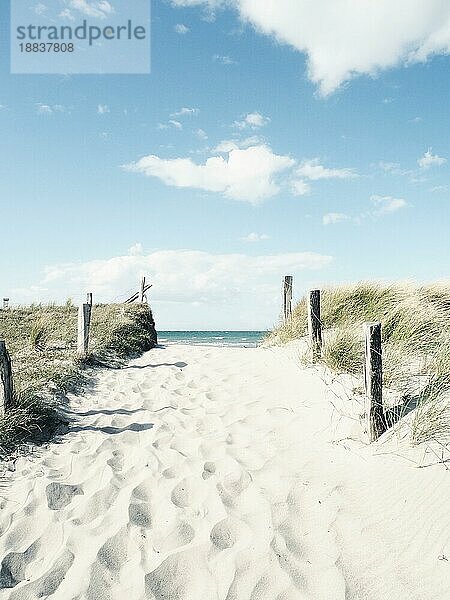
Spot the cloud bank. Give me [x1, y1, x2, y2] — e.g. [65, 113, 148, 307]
[13, 248, 333, 329]
[172, 0, 450, 94]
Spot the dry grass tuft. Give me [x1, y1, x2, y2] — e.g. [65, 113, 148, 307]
[322, 327, 364, 375]
[269, 281, 450, 444]
[0, 303, 157, 456]
[29, 317, 53, 352]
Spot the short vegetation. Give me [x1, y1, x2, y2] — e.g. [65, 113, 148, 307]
[269, 283, 450, 445]
[0, 303, 157, 456]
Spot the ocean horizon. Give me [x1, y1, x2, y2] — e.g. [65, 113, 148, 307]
[158, 331, 267, 347]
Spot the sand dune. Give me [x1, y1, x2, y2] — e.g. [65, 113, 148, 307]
[0, 344, 449, 599]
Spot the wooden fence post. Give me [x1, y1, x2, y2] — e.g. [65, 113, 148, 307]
[308, 290, 322, 361]
[139, 277, 146, 303]
[363, 322, 386, 442]
[2, 298, 9, 310]
[86, 293, 93, 306]
[124, 281, 152, 305]
[283, 275, 293, 322]
[0, 340, 13, 416]
[77, 302, 92, 358]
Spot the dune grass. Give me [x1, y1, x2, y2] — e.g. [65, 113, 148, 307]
[0, 303, 157, 456]
[269, 282, 450, 444]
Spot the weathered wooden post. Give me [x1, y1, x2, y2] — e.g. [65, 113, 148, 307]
[77, 302, 92, 358]
[363, 322, 386, 442]
[86, 293, 93, 306]
[308, 290, 322, 361]
[283, 276, 293, 322]
[139, 277, 146, 303]
[0, 340, 13, 416]
[2, 298, 9, 310]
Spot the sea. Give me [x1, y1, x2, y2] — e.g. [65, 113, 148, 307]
[158, 331, 267, 348]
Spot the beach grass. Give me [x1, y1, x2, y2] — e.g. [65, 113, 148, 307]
[268, 282, 450, 443]
[0, 302, 156, 456]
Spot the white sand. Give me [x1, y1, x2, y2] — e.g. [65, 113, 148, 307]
[0, 343, 449, 600]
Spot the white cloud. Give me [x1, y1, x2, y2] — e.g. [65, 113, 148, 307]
[170, 107, 199, 118]
[128, 243, 144, 256]
[59, 8, 75, 20]
[324, 195, 407, 224]
[291, 179, 311, 196]
[159, 120, 184, 130]
[169, 120, 183, 130]
[234, 112, 271, 129]
[97, 104, 110, 114]
[213, 54, 237, 65]
[379, 161, 403, 174]
[418, 148, 447, 169]
[14, 249, 333, 329]
[214, 140, 240, 153]
[34, 3, 47, 15]
[370, 195, 408, 215]
[196, 128, 208, 140]
[173, 0, 450, 95]
[172, 0, 224, 22]
[36, 104, 53, 115]
[295, 158, 357, 180]
[69, 0, 114, 19]
[241, 232, 270, 242]
[214, 136, 264, 152]
[36, 103, 65, 115]
[174, 23, 190, 34]
[124, 144, 295, 203]
[171, 0, 223, 5]
[323, 212, 351, 225]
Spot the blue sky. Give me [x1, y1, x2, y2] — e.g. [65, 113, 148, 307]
[0, 1, 449, 329]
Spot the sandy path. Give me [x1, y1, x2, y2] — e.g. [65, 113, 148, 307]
[0, 344, 449, 600]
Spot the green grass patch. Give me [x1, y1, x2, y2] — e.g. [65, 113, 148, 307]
[269, 282, 450, 443]
[0, 303, 157, 456]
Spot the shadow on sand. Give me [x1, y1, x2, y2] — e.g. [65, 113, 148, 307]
[69, 422, 154, 435]
[122, 361, 187, 370]
[63, 407, 149, 418]
[385, 395, 420, 428]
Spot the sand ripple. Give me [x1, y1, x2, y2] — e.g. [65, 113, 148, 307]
[0, 345, 449, 599]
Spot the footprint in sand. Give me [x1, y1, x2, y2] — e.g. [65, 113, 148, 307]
[128, 503, 152, 529]
[145, 549, 216, 600]
[85, 528, 128, 600]
[107, 450, 124, 472]
[171, 478, 204, 508]
[202, 461, 216, 480]
[8, 549, 75, 599]
[162, 467, 178, 479]
[75, 480, 119, 525]
[131, 481, 153, 501]
[0, 540, 40, 589]
[153, 520, 195, 554]
[210, 517, 250, 551]
[46, 482, 84, 510]
[226, 433, 234, 445]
